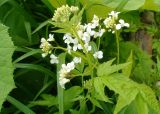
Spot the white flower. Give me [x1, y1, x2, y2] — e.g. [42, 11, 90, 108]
[82, 32, 91, 43]
[61, 62, 75, 73]
[109, 11, 120, 19]
[116, 19, 130, 30]
[94, 29, 105, 38]
[66, 62, 75, 71]
[42, 53, 48, 58]
[91, 15, 100, 27]
[73, 57, 81, 64]
[40, 38, 52, 57]
[63, 33, 73, 45]
[93, 51, 103, 59]
[59, 61, 75, 89]
[72, 38, 82, 51]
[50, 54, 59, 64]
[84, 43, 92, 52]
[47, 34, 55, 41]
[59, 77, 70, 89]
[103, 16, 115, 29]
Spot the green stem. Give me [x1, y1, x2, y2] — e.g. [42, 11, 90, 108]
[115, 31, 119, 64]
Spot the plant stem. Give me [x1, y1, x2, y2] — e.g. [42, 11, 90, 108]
[115, 31, 119, 64]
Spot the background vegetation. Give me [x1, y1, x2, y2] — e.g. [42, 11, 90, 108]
[0, 0, 160, 114]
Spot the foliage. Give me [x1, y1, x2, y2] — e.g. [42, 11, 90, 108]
[0, 0, 160, 114]
[0, 23, 15, 110]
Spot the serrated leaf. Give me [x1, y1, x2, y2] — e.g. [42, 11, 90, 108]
[97, 58, 131, 76]
[89, 96, 102, 109]
[120, 42, 153, 85]
[122, 51, 133, 77]
[94, 77, 110, 102]
[0, 23, 15, 110]
[101, 73, 160, 114]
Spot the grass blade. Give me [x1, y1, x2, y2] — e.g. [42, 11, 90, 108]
[6, 96, 36, 114]
[14, 63, 55, 78]
[13, 49, 41, 64]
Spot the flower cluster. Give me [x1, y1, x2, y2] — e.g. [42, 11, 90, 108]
[40, 5, 130, 89]
[40, 34, 55, 57]
[103, 11, 129, 33]
[63, 15, 105, 58]
[59, 57, 81, 88]
[52, 5, 79, 23]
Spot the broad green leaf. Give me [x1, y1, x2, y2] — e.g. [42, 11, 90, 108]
[79, 0, 111, 21]
[122, 51, 133, 77]
[101, 73, 160, 114]
[94, 77, 110, 102]
[120, 42, 153, 85]
[142, 0, 160, 11]
[89, 96, 102, 109]
[48, 0, 66, 8]
[64, 86, 82, 110]
[97, 58, 131, 76]
[0, 23, 15, 110]
[104, 0, 145, 11]
[135, 94, 148, 114]
[32, 86, 82, 111]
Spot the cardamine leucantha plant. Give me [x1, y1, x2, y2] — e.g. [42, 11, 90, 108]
[38, 5, 160, 114]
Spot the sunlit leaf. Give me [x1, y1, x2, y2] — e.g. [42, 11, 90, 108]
[0, 23, 15, 110]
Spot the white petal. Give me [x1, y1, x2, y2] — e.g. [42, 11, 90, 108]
[73, 57, 81, 64]
[124, 23, 129, 27]
[119, 19, 125, 24]
[42, 53, 47, 58]
[116, 24, 122, 30]
[41, 38, 46, 42]
[59, 78, 70, 89]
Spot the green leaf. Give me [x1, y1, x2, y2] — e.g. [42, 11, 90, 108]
[97, 58, 131, 76]
[101, 73, 160, 114]
[79, 0, 111, 21]
[0, 1, 38, 46]
[0, 23, 15, 110]
[120, 42, 153, 85]
[89, 96, 102, 109]
[48, 0, 66, 8]
[142, 0, 160, 11]
[135, 94, 148, 114]
[94, 77, 110, 102]
[32, 86, 82, 111]
[104, 0, 145, 11]
[32, 94, 57, 107]
[64, 86, 83, 110]
[122, 51, 133, 77]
